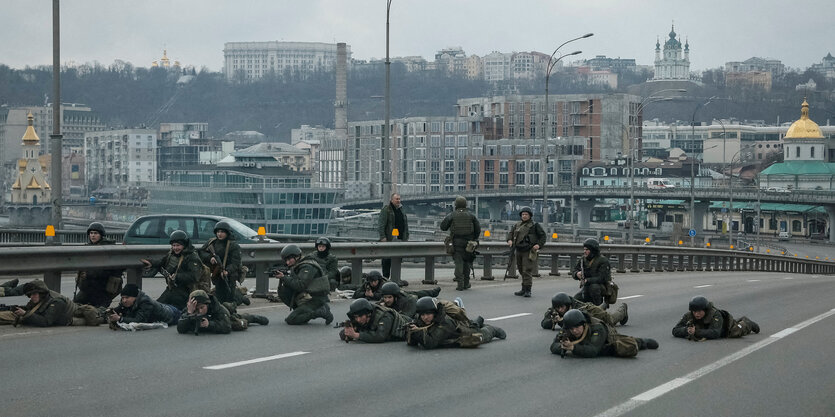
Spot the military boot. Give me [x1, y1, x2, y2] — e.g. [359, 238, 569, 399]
[1, 278, 19, 289]
[241, 313, 269, 326]
[514, 285, 526, 296]
[464, 275, 471, 289]
[609, 303, 628, 326]
[316, 305, 334, 325]
[523, 285, 532, 298]
[456, 279, 465, 291]
[428, 286, 441, 297]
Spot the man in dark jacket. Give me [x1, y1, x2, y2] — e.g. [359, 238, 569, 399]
[572, 238, 611, 306]
[352, 270, 387, 301]
[0, 280, 75, 327]
[199, 221, 250, 307]
[177, 290, 232, 335]
[108, 284, 179, 326]
[550, 310, 658, 358]
[406, 297, 506, 349]
[378, 193, 409, 286]
[506, 206, 546, 297]
[310, 237, 340, 291]
[672, 296, 759, 341]
[74, 222, 124, 308]
[440, 196, 481, 291]
[541, 292, 627, 330]
[141, 230, 205, 310]
[274, 244, 333, 325]
[379, 281, 441, 317]
[339, 298, 411, 343]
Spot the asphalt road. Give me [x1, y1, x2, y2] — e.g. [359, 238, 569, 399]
[2, 268, 834, 417]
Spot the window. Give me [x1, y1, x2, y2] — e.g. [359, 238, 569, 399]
[811, 147, 815, 158]
[516, 161, 526, 172]
[792, 220, 802, 233]
[796, 146, 800, 158]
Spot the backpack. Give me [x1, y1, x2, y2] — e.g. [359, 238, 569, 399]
[718, 309, 744, 338]
[610, 333, 639, 357]
[438, 299, 470, 323]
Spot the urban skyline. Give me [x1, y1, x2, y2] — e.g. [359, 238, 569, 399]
[1, 0, 833, 72]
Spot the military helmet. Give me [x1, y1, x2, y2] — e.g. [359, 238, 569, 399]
[315, 237, 331, 250]
[551, 292, 572, 309]
[348, 298, 375, 317]
[689, 296, 709, 312]
[279, 244, 302, 261]
[87, 222, 106, 235]
[23, 280, 50, 296]
[366, 270, 383, 282]
[454, 196, 467, 209]
[381, 281, 401, 296]
[562, 309, 587, 328]
[213, 220, 232, 235]
[169, 230, 190, 246]
[415, 296, 439, 314]
[519, 206, 533, 216]
[583, 238, 600, 253]
[339, 266, 352, 278]
[189, 290, 211, 305]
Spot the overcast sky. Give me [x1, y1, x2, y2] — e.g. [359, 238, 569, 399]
[2, 0, 833, 72]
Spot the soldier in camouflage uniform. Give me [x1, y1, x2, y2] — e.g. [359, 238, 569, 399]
[310, 237, 340, 291]
[141, 230, 205, 311]
[0, 280, 102, 327]
[440, 196, 481, 291]
[551, 309, 658, 358]
[339, 298, 412, 343]
[541, 292, 628, 330]
[672, 296, 759, 341]
[506, 206, 546, 297]
[352, 270, 387, 301]
[273, 244, 333, 325]
[572, 238, 611, 306]
[74, 222, 124, 308]
[406, 297, 506, 349]
[199, 220, 250, 306]
[379, 281, 441, 317]
[177, 290, 233, 334]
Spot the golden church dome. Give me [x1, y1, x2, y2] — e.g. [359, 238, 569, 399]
[785, 99, 824, 139]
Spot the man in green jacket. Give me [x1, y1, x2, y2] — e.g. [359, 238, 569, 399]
[310, 237, 340, 291]
[506, 206, 546, 297]
[0, 280, 75, 327]
[406, 297, 506, 349]
[550, 310, 658, 358]
[541, 292, 627, 330]
[672, 296, 759, 341]
[199, 220, 250, 306]
[339, 298, 411, 343]
[440, 196, 481, 291]
[177, 290, 232, 335]
[572, 238, 611, 306]
[378, 193, 409, 286]
[141, 230, 205, 310]
[379, 281, 441, 317]
[274, 244, 333, 325]
[74, 222, 124, 308]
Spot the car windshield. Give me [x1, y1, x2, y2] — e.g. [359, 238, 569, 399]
[224, 218, 261, 239]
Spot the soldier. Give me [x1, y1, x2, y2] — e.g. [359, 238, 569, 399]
[378, 193, 409, 286]
[440, 196, 481, 291]
[273, 244, 333, 325]
[541, 292, 628, 330]
[310, 237, 340, 291]
[406, 296, 506, 349]
[572, 238, 611, 306]
[550, 309, 658, 358]
[336, 266, 357, 291]
[199, 220, 250, 307]
[177, 290, 232, 335]
[107, 284, 180, 327]
[140, 230, 206, 311]
[339, 298, 412, 343]
[506, 206, 546, 297]
[672, 296, 760, 341]
[379, 281, 441, 317]
[0, 280, 101, 327]
[352, 270, 387, 301]
[74, 222, 124, 308]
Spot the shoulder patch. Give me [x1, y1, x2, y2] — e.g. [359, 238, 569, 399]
[592, 331, 599, 336]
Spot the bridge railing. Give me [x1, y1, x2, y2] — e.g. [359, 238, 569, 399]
[1, 242, 832, 297]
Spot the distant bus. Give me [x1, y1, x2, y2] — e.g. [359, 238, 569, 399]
[647, 178, 675, 189]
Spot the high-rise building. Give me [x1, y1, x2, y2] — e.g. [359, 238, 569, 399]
[83, 128, 157, 192]
[223, 41, 351, 81]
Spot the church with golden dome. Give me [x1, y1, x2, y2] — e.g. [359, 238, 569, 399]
[6, 113, 54, 226]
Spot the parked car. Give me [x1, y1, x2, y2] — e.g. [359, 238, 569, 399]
[647, 178, 676, 189]
[778, 231, 791, 241]
[766, 187, 791, 194]
[123, 214, 272, 245]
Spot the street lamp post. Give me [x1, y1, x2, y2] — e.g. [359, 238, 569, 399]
[542, 33, 592, 227]
[382, 0, 393, 201]
[689, 97, 718, 246]
[51, 0, 63, 230]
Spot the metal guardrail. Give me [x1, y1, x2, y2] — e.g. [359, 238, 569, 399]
[0, 228, 125, 245]
[1, 241, 832, 297]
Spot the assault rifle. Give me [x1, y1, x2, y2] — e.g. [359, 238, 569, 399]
[336, 319, 355, 343]
[264, 266, 291, 277]
[206, 246, 225, 280]
[192, 313, 207, 336]
[503, 246, 516, 281]
[557, 329, 570, 359]
[160, 267, 176, 289]
[0, 304, 22, 311]
[105, 308, 120, 331]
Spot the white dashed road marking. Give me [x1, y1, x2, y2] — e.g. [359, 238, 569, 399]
[486, 313, 532, 321]
[617, 295, 643, 300]
[204, 351, 309, 370]
[694, 284, 712, 288]
[747, 279, 761, 282]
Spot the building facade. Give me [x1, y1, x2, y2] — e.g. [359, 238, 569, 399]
[653, 25, 690, 81]
[84, 128, 157, 192]
[724, 57, 785, 78]
[223, 41, 351, 81]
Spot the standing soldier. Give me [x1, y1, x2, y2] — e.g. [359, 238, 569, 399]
[378, 193, 409, 286]
[406, 297, 506, 349]
[199, 221, 250, 306]
[74, 222, 124, 308]
[310, 237, 340, 291]
[338, 298, 412, 343]
[672, 296, 759, 341]
[572, 238, 611, 306]
[273, 244, 333, 325]
[550, 309, 658, 358]
[141, 230, 206, 311]
[541, 292, 627, 330]
[440, 196, 481, 291]
[506, 206, 546, 297]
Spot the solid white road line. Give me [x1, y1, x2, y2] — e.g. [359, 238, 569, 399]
[747, 279, 761, 282]
[594, 308, 835, 417]
[694, 284, 712, 288]
[485, 313, 532, 321]
[617, 295, 643, 300]
[204, 351, 309, 370]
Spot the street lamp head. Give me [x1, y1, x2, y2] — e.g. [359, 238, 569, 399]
[582, 33, 594, 38]
[567, 50, 582, 56]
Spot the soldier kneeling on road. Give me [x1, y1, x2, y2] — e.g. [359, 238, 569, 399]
[550, 309, 658, 358]
[177, 290, 267, 335]
[672, 296, 759, 341]
[0, 280, 103, 327]
[541, 292, 628, 330]
[338, 298, 412, 343]
[406, 296, 506, 349]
